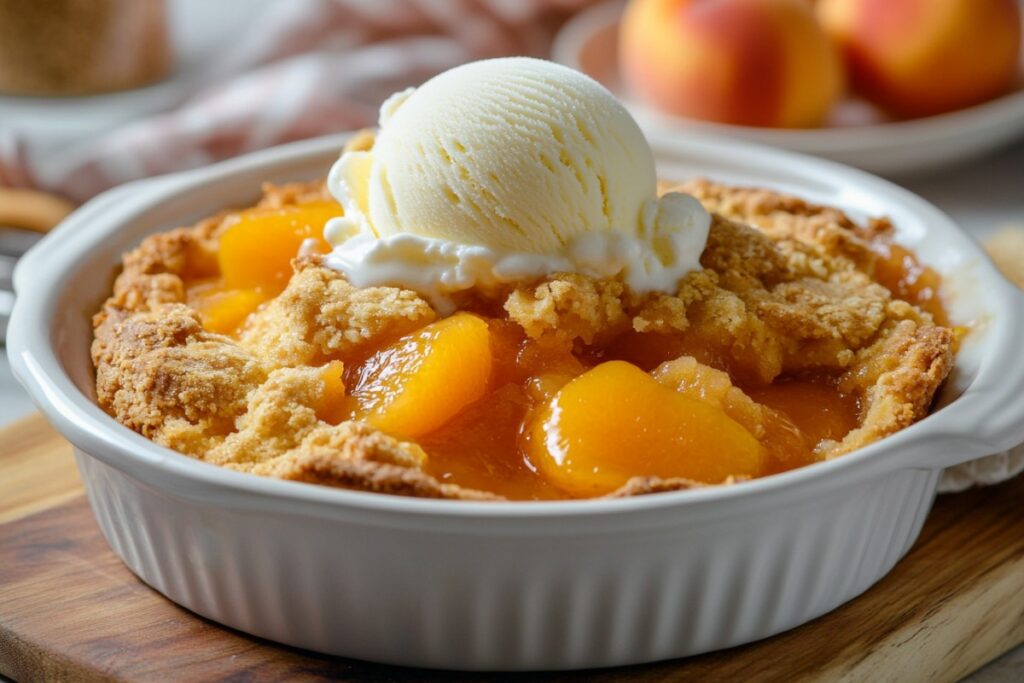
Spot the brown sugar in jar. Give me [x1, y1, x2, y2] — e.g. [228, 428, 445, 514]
[0, 0, 171, 96]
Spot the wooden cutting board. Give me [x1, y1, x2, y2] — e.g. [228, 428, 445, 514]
[1, 413, 1022, 683]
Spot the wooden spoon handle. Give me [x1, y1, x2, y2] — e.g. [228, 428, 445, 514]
[0, 187, 75, 233]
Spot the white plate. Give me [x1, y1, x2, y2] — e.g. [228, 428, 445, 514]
[553, 0, 1024, 176]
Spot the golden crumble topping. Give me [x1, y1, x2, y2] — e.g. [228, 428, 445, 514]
[238, 261, 436, 369]
[92, 179, 955, 500]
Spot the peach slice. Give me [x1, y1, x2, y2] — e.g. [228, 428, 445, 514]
[654, 356, 815, 473]
[218, 201, 339, 293]
[350, 313, 493, 438]
[190, 286, 270, 336]
[526, 361, 762, 497]
[316, 360, 348, 425]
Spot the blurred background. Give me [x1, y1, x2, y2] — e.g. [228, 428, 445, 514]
[0, 1, 1021, 679]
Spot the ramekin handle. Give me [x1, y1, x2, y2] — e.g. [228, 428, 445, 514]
[909, 285, 1024, 470]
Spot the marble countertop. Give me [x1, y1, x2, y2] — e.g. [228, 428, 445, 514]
[1, 140, 1021, 681]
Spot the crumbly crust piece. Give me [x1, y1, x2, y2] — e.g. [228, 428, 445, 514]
[504, 273, 629, 348]
[93, 180, 955, 500]
[91, 304, 269, 455]
[239, 258, 436, 369]
[264, 430, 500, 501]
[607, 475, 749, 498]
[670, 178, 882, 276]
[831, 316, 956, 457]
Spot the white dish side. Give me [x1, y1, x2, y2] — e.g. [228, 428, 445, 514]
[552, 0, 1024, 176]
[8, 133, 1024, 670]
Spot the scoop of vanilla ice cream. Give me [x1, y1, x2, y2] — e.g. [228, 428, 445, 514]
[324, 57, 710, 311]
[333, 58, 657, 252]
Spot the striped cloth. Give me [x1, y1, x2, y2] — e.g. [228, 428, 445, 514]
[0, 0, 596, 201]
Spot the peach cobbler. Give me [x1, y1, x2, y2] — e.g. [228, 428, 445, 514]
[91, 59, 955, 501]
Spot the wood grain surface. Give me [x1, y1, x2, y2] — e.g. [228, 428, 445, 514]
[0, 413, 1021, 682]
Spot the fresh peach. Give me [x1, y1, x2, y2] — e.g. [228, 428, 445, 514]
[818, 0, 1021, 118]
[620, 0, 845, 127]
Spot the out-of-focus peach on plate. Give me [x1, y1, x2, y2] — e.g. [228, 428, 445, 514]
[619, 0, 847, 129]
[818, 0, 1021, 120]
[553, 0, 1024, 175]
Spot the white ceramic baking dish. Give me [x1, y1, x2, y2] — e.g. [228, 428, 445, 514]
[9, 133, 1024, 671]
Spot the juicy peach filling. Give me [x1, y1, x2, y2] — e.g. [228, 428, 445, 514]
[188, 201, 340, 335]
[871, 240, 948, 326]
[180, 200, 879, 500]
[525, 361, 763, 497]
[339, 320, 858, 499]
[345, 313, 493, 439]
